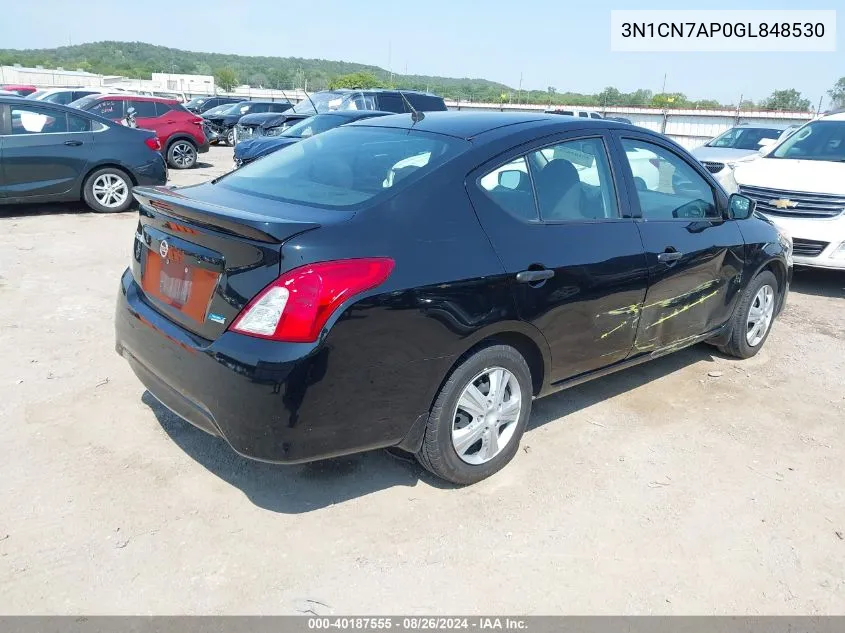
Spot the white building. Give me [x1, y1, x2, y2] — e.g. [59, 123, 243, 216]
[0, 64, 104, 88]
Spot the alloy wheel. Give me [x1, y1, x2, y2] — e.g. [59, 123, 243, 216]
[91, 173, 129, 209]
[746, 284, 775, 347]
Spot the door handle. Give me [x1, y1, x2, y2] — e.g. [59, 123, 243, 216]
[64, 140, 83, 146]
[657, 250, 684, 263]
[516, 269, 555, 283]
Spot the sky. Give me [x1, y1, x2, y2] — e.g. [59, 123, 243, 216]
[0, 0, 841, 105]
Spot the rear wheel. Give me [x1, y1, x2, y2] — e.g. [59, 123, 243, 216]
[719, 270, 778, 359]
[167, 140, 197, 169]
[417, 345, 533, 485]
[82, 167, 133, 213]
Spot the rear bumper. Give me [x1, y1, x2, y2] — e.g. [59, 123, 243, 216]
[133, 155, 168, 186]
[196, 138, 210, 154]
[115, 270, 437, 463]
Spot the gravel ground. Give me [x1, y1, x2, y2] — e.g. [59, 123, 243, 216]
[1, 145, 844, 614]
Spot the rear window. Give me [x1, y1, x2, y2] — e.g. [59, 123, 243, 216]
[220, 126, 469, 209]
[405, 94, 447, 112]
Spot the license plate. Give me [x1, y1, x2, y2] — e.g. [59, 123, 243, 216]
[159, 257, 192, 308]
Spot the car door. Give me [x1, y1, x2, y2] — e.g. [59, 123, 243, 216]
[466, 131, 649, 384]
[609, 132, 745, 353]
[0, 102, 92, 200]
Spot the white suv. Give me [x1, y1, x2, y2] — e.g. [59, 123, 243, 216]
[728, 112, 845, 269]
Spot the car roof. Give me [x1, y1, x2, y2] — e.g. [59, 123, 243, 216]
[325, 88, 441, 97]
[87, 93, 179, 104]
[735, 122, 789, 129]
[319, 109, 393, 120]
[348, 111, 619, 139]
[820, 111, 845, 122]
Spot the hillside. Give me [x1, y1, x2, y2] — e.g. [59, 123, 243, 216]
[0, 41, 510, 100]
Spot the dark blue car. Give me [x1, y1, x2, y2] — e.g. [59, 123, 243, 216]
[0, 96, 166, 213]
[233, 110, 391, 168]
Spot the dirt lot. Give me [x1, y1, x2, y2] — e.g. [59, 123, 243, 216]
[1, 145, 844, 614]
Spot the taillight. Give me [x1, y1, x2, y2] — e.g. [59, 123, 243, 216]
[191, 116, 204, 126]
[230, 258, 394, 342]
[145, 137, 162, 151]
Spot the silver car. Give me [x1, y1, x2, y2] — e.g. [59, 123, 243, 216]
[692, 124, 797, 176]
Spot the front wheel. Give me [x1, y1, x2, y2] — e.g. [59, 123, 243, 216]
[167, 140, 197, 169]
[416, 344, 533, 485]
[226, 129, 235, 146]
[82, 167, 133, 213]
[719, 270, 779, 359]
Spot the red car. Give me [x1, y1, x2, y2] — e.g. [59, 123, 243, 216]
[70, 94, 209, 169]
[1, 84, 37, 96]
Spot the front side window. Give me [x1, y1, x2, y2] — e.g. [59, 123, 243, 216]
[42, 92, 74, 105]
[622, 139, 718, 220]
[220, 126, 468, 209]
[10, 106, 68, 134]
[770, 120, 845, 162]
[479, 157, 537, 222]
[529, 137, 618, 221]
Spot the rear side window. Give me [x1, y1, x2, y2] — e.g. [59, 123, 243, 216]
[129, 100, 158, 118]
[221, 126, 469, 209]
[67, 112, 91, 132]
[89, 99, 124, 118]
[43, 92, 74, 105]
[377, 93, 405, 113]
[578, 112, 589, 118]
[479, 157, 537, 221]
[590, 112, 602, 119]
[405, 94, 447, 112]
[154, 101, 173, 116]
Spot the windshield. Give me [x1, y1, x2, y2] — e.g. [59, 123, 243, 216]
[220, 126, 469, 209]
[186, 98, 207, 108]
[281, 114, 350, 138]
[706, 126, 784, 150]
[770, 120, 845, 162]
[292, 92, 356, 114]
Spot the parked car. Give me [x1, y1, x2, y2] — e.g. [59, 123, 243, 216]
[546, 108, 604, 119]
[184, 96, 243, 114]
[69, 94, 208, 169]
[234, 112, 310, 144]
[115, 112, 791, 484]
[692, 123, 791, 177]
[290, 89, 447, 115]
[729, 111, 845, 269]
[232, 110, 391, 168]
[0, 84, 37, 96]
[605, 116, 632, 124]
[27, 87, 115, 106]
[0, 89, 20, 97]
[0, 96, 166, 213]
[203, 100, 292, 146]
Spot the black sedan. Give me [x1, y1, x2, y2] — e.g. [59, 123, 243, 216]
[203, 100, 292, 146]
[116, 112, 791, 484]
[0, 96, 167, 213]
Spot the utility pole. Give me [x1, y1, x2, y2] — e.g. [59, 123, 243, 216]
[388, 40, 392, 85]
[817, 95, 824, 114]
[661, 72, 667, 95]
[518, 72, 523, 105]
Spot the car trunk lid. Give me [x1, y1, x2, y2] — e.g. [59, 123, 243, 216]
[130, 185, 350, 340]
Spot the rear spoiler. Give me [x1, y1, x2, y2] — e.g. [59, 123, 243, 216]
[133, 186, 320, 244]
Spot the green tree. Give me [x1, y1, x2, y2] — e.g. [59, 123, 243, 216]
[762, 89, 810, 111]
[693, 99, 722, 109]
[214, 67, 237, 92]
[328, 71, 382, 89]
[652, 92, 688, 108]
[739, 99, 756, 110]
[828, 77, 845, 109]
[597, 86, 622, 106]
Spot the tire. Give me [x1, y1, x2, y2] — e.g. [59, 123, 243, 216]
[417, 344, 533, 485]
[719, 270, 778, 359]
[82, 167, 134, 213]
[167, 140, 197, 169]
[226, 129, 235, 146]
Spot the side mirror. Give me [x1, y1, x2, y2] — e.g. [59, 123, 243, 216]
[729, 193, 755, 220]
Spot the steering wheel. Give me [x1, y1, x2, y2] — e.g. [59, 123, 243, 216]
[673, 198, 712, 219]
